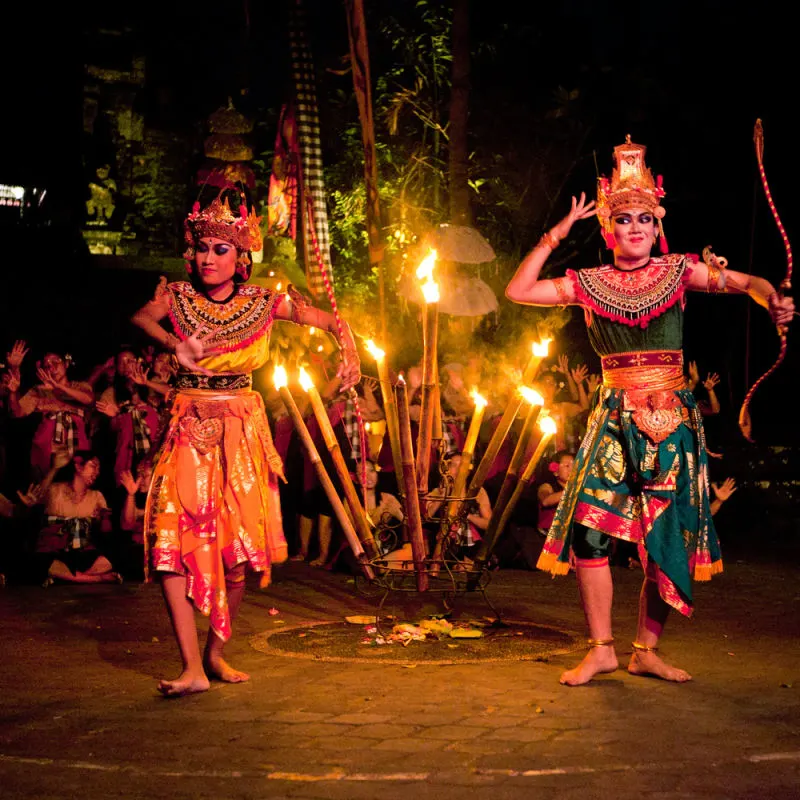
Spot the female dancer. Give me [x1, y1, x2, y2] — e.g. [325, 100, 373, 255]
[131, 189, 360, 696]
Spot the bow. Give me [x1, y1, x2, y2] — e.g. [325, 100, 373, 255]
[738, 119, 793, 442]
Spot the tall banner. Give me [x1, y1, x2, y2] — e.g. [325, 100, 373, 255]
[344, 0, 386, 340]
[289, 0, 331, 299]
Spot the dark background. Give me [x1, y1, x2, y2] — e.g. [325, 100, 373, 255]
[2, 0, 797, 446]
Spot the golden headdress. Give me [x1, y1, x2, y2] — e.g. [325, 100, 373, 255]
[597, 135, 668, 252]
[183, 194, 263, 256]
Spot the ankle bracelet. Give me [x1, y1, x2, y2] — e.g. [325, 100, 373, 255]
[632, 641, 658, 653]
[587, 637, 614, 648]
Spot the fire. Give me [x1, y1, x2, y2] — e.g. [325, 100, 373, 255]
[539, 415, 558, 435]
[470, 388, 488, 409]
[532, 338, 552, 357]
[416, 249, 440, 304]
[518, 386, 544, 406]
[298, 367, 314, 392]
[415, 249, 437, 281]
[365, 339, 385, 361]
[272, 365, 288, 390]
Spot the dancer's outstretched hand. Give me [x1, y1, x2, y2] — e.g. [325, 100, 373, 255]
[550, 192, 597, 242]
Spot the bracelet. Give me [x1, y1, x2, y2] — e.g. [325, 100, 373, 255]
[537, 230, 561, 250]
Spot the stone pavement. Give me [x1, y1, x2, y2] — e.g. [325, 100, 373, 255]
[1, 537, 798, 800]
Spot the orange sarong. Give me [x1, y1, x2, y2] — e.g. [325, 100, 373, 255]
[145, 389, 287, 641]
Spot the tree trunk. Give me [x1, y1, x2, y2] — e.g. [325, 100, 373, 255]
[448, 0, 470, 226]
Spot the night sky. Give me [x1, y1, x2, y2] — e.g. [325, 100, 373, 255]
[3, 0, 797, 443]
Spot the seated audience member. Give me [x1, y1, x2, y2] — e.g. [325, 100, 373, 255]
[33, 449, 120, 586]
[426, 451, 492, 568]
[95, 348, 160, 487]
[537, 450, 575, 537]
[118, 459, 155, 581]
[6, 342, 94, 482]
[326, 459, 404, 572]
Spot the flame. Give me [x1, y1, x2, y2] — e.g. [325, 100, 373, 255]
[518, 386, 544, 406]
[421, 280, 440, 303]
[309, 327, 316, 335]
[470, 388, 488, 409]
[276, 282, 282, 291]
[539, 415, 558, 435]
[532, 338, 552, 357]
[298, 367, 314, 392]
[317, 345, 324, 352]
[365, 339, 385, 361]
[416, 249, 440, 304]
[273, 365, 288, 390]
[415, 249, 437, 281]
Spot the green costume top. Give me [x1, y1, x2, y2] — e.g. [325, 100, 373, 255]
[537, 254, 721, 617]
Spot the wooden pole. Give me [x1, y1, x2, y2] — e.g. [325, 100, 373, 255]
[472, 397, 544, 568]
[344, 0, 387, 343]
[396, 375, 429, 590]
[273, 368, 374, 580]
[298, 369, 379, 560]
[366, 341, 404, 495]
[466, 340, 551, 498]
[481, 422, 556, 563]
[415, 254, 439, 495]
[432, 391, 487, 568]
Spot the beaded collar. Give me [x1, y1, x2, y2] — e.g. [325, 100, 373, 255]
[567, 254, 690, 328]
[167, 281, 280, 353]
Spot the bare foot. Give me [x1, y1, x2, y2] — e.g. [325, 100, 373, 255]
[560, 645, 619, 686]
[628, 650, 692, 682]
[204, 656, 250, 684]
[158, 670, 211, 698]
[309, 558, 326, 568]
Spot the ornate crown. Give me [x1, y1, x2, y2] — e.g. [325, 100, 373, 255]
[183, 194, 263, 257]
[596, 135, 666, 225]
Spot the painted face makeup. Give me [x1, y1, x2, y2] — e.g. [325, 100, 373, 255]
[195, 237, 237, 288]
[612, 210, 657, 260]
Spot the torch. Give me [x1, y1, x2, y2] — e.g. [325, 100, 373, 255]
[298, 367, 379, 560]
[395, 374, 429, 590]
[466, 339, 552, 499]
[431, 388, 488, 569]
[365, 339, 404, 495]
[273, 366, 374, 580]
[482, 415, 558, 560]
[415, 248, 439, 496]
[470, 385, 545, 572]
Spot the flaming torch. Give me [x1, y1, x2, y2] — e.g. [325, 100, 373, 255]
[432, 388, 488, 569]
[484, 415, 558, 558]
[395, 374, 429, 590]
[470, 385, 545, 574]
[365, 339, 404, 495]
[415, 248, 439, 496]
[466, 339, 552, 499]
[273, 366, 374, 579]
[298, 367, 379, 560]
[524, 338, 552, 383]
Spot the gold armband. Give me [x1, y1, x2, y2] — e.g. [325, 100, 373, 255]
[553, 277, 571, 305]
[537, 230, 561, 250]
[707, 264, 728, 294]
